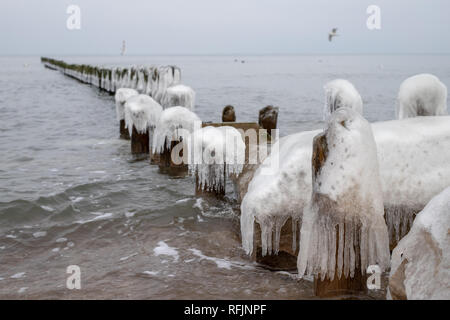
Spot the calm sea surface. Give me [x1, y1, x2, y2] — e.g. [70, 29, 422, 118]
[0, 55, 449, 298]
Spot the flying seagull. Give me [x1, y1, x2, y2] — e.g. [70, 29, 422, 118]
[328, 28, 338, 42]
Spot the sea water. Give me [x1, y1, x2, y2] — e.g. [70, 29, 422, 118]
[0, 54, 448, 299]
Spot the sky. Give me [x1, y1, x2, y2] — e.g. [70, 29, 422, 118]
[1, 0, 449, 55]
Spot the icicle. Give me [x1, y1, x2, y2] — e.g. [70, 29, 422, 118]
[186, 126, 245, 192]
[240, 129, 316, 257]
[240, 205, 255, 255]
[291, 218, 298, 253]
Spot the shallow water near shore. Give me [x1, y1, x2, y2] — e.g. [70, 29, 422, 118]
[0, 55, 449, 299]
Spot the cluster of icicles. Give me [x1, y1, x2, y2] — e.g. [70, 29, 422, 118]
[41, 57, 181, 106]
[106, 66, 245, 192]
[187, 126, 246, 191]
[240, 75, 449, 282]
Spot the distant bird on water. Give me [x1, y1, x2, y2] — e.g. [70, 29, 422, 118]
[328, 28, 339, 42]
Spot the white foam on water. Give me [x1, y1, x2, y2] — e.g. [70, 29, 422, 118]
[75, 212, 112, 224]
[189, 248, 255, 270]
[125, 211, 135, 218]
[18, 287, 28, 294]
[119, 252, 138, 262]
[33, 231, 47, 238]
[10, 272, 26, 279]
[176, 198, 191, 204]
[153, 241, 179, 262]
[142, 271, 159, 276]
[69, 196, 84, 203]
[40, 206, 55, 212]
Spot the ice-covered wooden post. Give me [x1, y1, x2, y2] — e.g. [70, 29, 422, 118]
[297, 108, 390, 297]
[187, 126, 245, 197]
[115, 88, 138, 139]
[152, 106, 201, 174]
[152, 66, 182, 104]
[240, 80, 364, 270]
[388, 187, 450, 300]
[124, 94, 162, 156]
[162, 84, 195, 110]
[222, 105, 236, 122]
[397, 74, 448, 119]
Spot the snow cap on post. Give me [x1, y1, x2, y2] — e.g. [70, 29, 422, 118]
[115, 88, 138, 121]
[152, 106, 201, 155]
[124, 94, 162, 137]
[163, 84, 196, 111]
[397, 73, 448, 119]
[324, 79, 363, 118]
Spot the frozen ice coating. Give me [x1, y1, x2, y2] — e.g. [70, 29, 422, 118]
[397, 74, 448, 119]
[152, 66, 182, 104]
[162, 84, 196, 110]
[372, 116, 450, 244]
[115, 88, 139, 121]
[240, 130, 319, 256]
[297, 108, 390, 281]
[324, 79, 363, 118]
[187, 126, 245, 191]
[124, 94, 163, 137]
[40, 58, 181, 99]
[152, 106, 201, 154]
[390, 187, 450, 299]
[241, 115, 450, 257]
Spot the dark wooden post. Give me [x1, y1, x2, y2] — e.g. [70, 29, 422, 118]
[222, 105, 236, 122]
[195, 163, 227, 198]
[131, 126, 149, 155]
[120, 119, 130, 140]
[258, 105, 278, 133]
[157, 139, 188, 176]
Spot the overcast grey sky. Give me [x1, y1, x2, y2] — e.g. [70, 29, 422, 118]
[1, 0, 449, 55]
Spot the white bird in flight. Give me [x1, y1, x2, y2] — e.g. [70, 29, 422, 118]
[328, 28, 338, 42]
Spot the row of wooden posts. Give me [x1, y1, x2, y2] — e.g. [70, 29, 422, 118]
[126, 104, 279, 198]
[41, 58, 387, 298]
